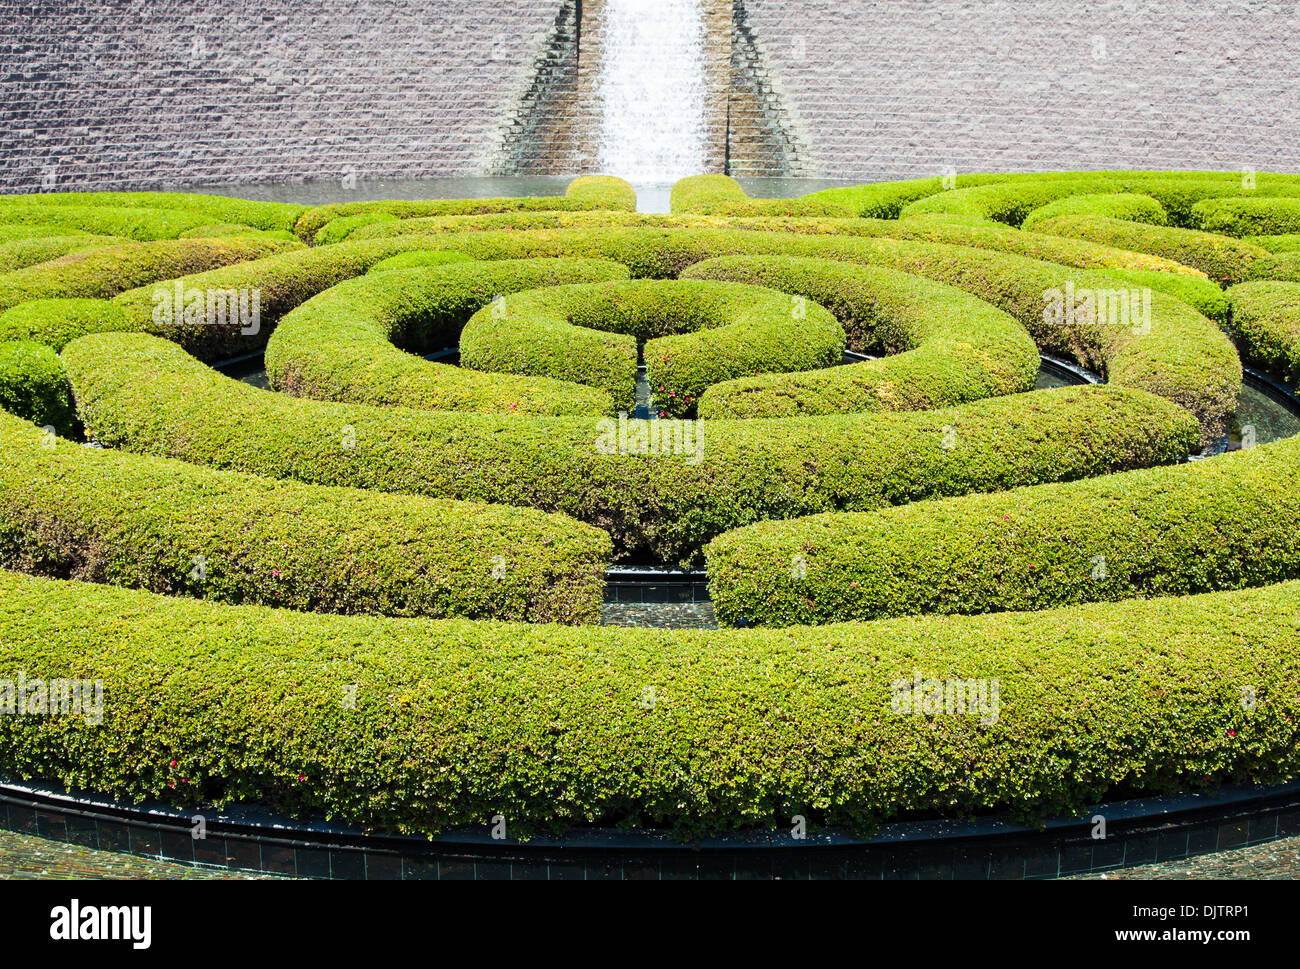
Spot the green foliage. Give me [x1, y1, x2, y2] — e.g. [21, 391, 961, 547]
[62, 333, 1196, 565]
[1029, 214, 1269, 285]
[670, 174, 854, 217]
[566, 175, 637, 212]
[707, 431, 1294, 626]
[0, 342, 75, 435]
[1227, 281, 1300, 387]
[366, 250, 474, 273]
[0, 299, 127, 351]
[1193, 197, 1300, 237]
[0, 235, 130, 272]
[2, 569, 1296, 837]
[460, 278, 845, 415]
[681, 256, 1039, 417]
[312, 213, 400, 246]
[1020, 192, 1168, 230]
[266, 258, 627, 415]
[0, 410, 607, 623]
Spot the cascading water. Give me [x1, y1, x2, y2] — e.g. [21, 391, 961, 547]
[595, 0, 708, 185]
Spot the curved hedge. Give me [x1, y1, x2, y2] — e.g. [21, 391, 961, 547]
[293, 175, 637, 243]
[706, 433, 1300, 626]
[1020, 192, 1168, 230]
[358, 226, 1239, 438]
[1, 568, 1296, 837]
[0, 236, 295, 323]
[0, 202, 221, 241]
[680, 256, 1039, 418]
[367, 250, 474, 273]
[670, 174, 855, 217]
[1193, 197, 1300, 237]
[0, 341, 75, 435]
[0, 300, 127, 353]
[0, 409, 608, 624]
[312, 212, 400, 246]
[0, 234, 130, 272]
[61, 333, 1198, 564]
[265, 258, 627, 415]
[1244, 251, 1300, 283]
[1226, 281, 1300, 387]
[1029, 214, 1269, 286]
[0, 191, 305, 233]
[460, 278, 845, 415]
[1244, 234, 1300, 254]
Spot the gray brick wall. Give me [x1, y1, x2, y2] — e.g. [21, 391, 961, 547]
[3, 1, 1299, 191]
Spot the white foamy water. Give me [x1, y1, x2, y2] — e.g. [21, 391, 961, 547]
[596, 0, 708, 184]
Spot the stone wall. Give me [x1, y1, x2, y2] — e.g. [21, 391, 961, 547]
[3, 0, 1300, 191]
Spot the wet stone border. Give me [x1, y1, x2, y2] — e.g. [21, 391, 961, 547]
[3, 780, 1300, 880]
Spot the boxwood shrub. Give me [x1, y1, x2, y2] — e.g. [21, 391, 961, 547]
[1, 568, 1296, 837]
[0, 191, 305, 232]
[1193, 197, 1300, 237]
[1243, 251, 1300, 283]
[62, 333, 1198, 564]
[706, 433, 1300, 626]
[0, 236, 295, 320]
[312, 213, 401, 246]
[0, 299, 128, 351]
[378, 226, 1239, 438]
[0, 409, 609, 623]
[460, 278, 845, 416]
[1020, 192, 1168, 230]
[0, 202, 221, 241]
[0, 234, 130, 272]
[1226, 281, 1300, 387]
[366, 250, 474, 273]
[265, 258, 627, 415]
[1244, 234, 1300, 254]
[0, 341, 75, 435]
[670, 174, 855, 217]
[681, 256, 1039, 418]
[1028, 214, 1269, 285]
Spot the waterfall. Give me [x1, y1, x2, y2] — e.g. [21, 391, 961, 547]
[595, 0, 708, 183]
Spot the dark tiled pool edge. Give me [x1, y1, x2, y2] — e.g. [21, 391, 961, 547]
[3, 780, 1300, 880]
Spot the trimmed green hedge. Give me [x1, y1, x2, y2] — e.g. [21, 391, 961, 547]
[0, 341, 75, 435]
[1, 568, 1296, 836]
[0, 409, 608, 624]
[62, 333, 1197, 564]
[0, 202, 220, 241]
[680, 256, 1039, 418]
[1193, 197, 1300, 237]
[178, 224, 302, 245]
[1226, 281, 1300, 387]
[312, 213, 400, 246]
[1244, 234, 1300, 254]
[364, 226, 1239, 438]
[0, 236, 295, 323]
[1244, 251, 1300, 283]
[265, 258, 627, 415]
[460, 279, 845, 416]
[706, 432, 1300, 626]
[293, 176, 636, 244]
[670, 174, 855, 217]
[0, 234, 130, 272]
[366, 250, 474, 273]
[1020, 192, 1168, 230]
[1029, 214, 1269, 286]
[1100, 268, 1231, 324]
[0, 300, 127, 353]
[0, 192, 305, 232]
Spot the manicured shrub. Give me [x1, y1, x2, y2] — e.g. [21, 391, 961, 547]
[1243, 234, 1300, 254]
[0, 236, 295, 320]
[312, 213, 401, 246]
[1244, 251, 1300, 283]
[0, 201, 218, 240]
[62, 333, 1197, 564]
[0, 234, 129, 272]
[0, 410, 609, 623]
[375, 226, 1239, 438]
[460, 279, 845, 415]
[1100, 268, 1231, 324]
[1226, 281, 1300, 387]
[798, 173, 1020, 218]
[670, 174, 854, 217]
[565, 175, 637, 212]
[681, 256, 1039, 417]
[1020, 192, 1168, 230]
[1028, 214, 1269, 285]
[1, 568, 1295, 836]
[0, 341, 75, 435]
[1193, 197, 1300, 237]
[178, 223, 303, 245]
[0, 191, 305, 232]
[366, 250, 474, 273]
[266, 258, 627, 415]
[0, 299, 127, 351]
[706, 433, 1300, 626]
